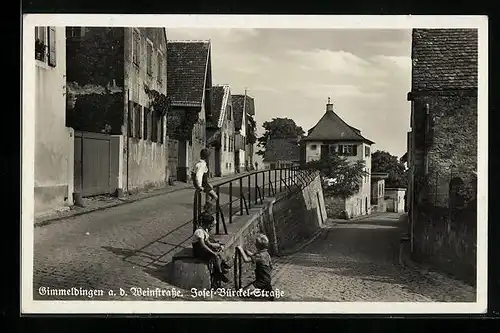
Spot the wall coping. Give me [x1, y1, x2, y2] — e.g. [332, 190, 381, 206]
[217, 197, 277, 252]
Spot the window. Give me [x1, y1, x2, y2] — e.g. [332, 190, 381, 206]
[338, 144, 357, 156]
[224, 134, 227, 151]
[133, 30, 140, 66]
[146, 40, 153, 76]
[35, 27, 47, 62]
[151, 113, 159, 142]
[143, 107, 154, 141]
[67, 27, 85, 38]
[310, 144, 317, 150]
[35, 27, 56, 66]
[157, 51, 163, 83]
[329, 145, 337, 154]
[228, 106, 232, 121]
[365, 146, 370, 157]
[157, 117, 164, 144]
[47, 27, 56, 67]
[134, 103, 142, 138]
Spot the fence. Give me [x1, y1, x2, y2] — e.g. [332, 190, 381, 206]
[192, 166, 318, 235]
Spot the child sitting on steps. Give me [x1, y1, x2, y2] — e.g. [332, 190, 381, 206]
[192, 202, 230, 283]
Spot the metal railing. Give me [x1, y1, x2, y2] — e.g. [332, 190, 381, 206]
[193, 166, 318, 235]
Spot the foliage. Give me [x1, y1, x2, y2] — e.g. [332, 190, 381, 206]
[166, 108, 200, 140]
[305, 153, 368, 198]
[66, 28, 123, 87]
[246, 114, 257, 145]
[66, 92, 124, 135]
[35, 39, 46, 55]
[256, 118, 305, 156]
[144, 85, 171, 117]
[371, 150, 408, 188]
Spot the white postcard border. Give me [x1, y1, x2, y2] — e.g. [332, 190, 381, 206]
[21, 14, 488, 314]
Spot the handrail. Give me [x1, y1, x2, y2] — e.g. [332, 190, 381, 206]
[193, 165, 318, 235]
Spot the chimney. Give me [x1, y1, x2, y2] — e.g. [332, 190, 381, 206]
[326, 97, 333, 112]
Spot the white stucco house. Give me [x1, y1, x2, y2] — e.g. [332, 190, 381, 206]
[34, 26, 75, 218]
[300, 100, 375, 218]
[207, 84, 236, 177]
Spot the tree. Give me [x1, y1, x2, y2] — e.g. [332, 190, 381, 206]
[246, 114, 257, 145]
[256, 118, 305, 156]
[371, 150, 407, 188]
[305, 153, 367, 198]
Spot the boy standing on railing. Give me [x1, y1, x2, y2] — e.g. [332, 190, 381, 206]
[236, 234, 274, 300]
[192, 148, 218, 202]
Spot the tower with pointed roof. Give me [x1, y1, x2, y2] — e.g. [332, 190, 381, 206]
[301, 99, 375, 218]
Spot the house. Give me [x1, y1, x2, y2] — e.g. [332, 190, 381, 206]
[407, 29, 478, 285]
[371, 172, 388, 213]
[34, 26, 75, 218]
[263, 138, 301, 170]
[206, 84, 235, 177]
[385, 188, 406, 213]
[66, 27, 169, 197]
[167, 40, 212, 182]
[232, 93, 255, 172]
[301, 99, 375, 219]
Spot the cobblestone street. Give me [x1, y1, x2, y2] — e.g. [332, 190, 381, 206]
[33, 172, 282, 301]
[270, 213, 476, 302]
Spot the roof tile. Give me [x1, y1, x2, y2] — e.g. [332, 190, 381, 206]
[303, 106, 374, 144]
[412, 29, 478, 91]
[167, 41, 211, 106]
[232, 94, 255, 130]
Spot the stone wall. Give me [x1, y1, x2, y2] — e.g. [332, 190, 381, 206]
[323, 195, 346, 219]
[409, 92, 477, 286]
[270, 174, 326, 254]
[220, 172, 326, 284]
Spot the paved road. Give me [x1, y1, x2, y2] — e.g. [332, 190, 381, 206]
[33, 170, 292, 301]
[267, 213, 476, 302]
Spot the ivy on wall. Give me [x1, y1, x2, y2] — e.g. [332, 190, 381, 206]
[66, 92, 124, 134]
[144, 84, 171, 118]
[167, 108, 200, 140]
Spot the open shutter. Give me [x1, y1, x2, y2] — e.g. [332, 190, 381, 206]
[352, 145, 358, 156]
[48, 27, 56, 67]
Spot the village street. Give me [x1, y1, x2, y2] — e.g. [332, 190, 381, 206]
[33, 172, 285, 301]
[33, 175, 475, 302]
[271, 213, 476, 302]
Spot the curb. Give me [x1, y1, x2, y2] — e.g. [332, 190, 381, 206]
[34, 172, 256, 227]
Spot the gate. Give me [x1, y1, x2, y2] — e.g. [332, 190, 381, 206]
[74, 131, 113, 197]
[167, 138, 179, 181]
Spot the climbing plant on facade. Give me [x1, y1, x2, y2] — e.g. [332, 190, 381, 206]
[144, 84, 171, 118]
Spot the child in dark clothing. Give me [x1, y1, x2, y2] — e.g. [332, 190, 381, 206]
[236, 233, 274, 300]
[192, 203, 230, 283]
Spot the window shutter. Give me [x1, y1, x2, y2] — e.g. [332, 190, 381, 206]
[48, 27, 56, 67]
[352, 145, 358, 156]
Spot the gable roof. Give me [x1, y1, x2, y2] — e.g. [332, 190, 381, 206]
[411, 29, 478, 91]
[210, 84, 231, 128]
[232, 94, 255, 130]
[167, 41, 211, 107]
[263, 138, 300, 163]
[302, 107, 374, 144]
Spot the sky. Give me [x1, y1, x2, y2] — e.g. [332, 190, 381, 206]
[166, 28, 412, 160]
